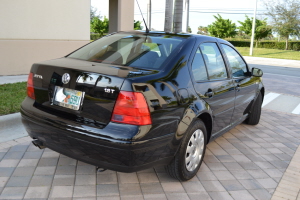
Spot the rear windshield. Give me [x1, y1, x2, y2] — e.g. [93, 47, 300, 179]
[67, 33, 187, 69]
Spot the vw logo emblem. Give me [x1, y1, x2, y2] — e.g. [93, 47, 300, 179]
[62, 73, 70, 84]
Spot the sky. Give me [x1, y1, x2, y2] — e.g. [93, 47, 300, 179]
[91, 0, 267, 34]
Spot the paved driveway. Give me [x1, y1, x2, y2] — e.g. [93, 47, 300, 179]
[0, 109, 299, 200]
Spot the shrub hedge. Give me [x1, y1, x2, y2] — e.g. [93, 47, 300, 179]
[228, 41, 251, 47]
[90, 34, 102, 41]
[228, 40, 300, 51]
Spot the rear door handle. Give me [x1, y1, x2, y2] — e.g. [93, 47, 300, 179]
[236, 85, 240, 92]
[205, 91, 214, 98]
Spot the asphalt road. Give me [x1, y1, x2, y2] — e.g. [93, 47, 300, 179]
[249, 64, 300, 78]
[248, 64, 300, 97]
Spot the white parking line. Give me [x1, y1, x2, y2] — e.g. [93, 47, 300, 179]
[292, 103, 300, 114]
[262, 93, 281, 107]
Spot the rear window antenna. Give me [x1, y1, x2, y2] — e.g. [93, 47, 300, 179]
[135, 0, 149, 33]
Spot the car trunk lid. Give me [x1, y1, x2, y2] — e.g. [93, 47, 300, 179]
[31, 58, 130, 126]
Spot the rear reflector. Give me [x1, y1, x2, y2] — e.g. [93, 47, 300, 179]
[27, 72, 35, 99]
[111, 91, 152, 125]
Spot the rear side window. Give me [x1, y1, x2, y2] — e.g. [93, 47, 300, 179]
[67, 34, 187, 69]
[191, 48, 208, 81]
[221, 44, 248, 77]
[200, 43, 228, 80]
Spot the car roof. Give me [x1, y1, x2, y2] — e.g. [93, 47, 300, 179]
[116, 30, 232, 46]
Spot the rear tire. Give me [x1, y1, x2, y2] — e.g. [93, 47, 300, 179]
[165, 119, 207, 181]
[245, 92, 262, 125]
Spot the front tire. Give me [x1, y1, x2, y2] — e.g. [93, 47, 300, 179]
[165, 119, 207, 181]
[245, 92, 262, 125]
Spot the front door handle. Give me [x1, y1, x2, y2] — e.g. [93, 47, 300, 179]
[205, 91, 214, 98]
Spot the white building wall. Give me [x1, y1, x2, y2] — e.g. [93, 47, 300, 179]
[0, 0, 90, 75]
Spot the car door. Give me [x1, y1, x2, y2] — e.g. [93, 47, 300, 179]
[220, 43, 259, 123]
[191, 42, 236, 136]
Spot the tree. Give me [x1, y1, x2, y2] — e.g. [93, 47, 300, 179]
[238, 15, 272, 47]
[207, 14, 237, 38]
[90, 6, 100, 22]
[187, 26, 192, 33]
[264, 0, 300, 50]
[197, 26, 208, 35]
[134, 20, 143, 30]
[173, 0, 184, 32]
[90, 16, 109, 37]
[236, 29, 250, 39]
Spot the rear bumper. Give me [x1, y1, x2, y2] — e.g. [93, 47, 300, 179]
[21, 97, 175, 172]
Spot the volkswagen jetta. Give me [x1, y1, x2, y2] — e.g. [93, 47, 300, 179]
[21, 31, 264, 181]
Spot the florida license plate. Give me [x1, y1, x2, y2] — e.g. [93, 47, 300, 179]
[53, 86, 85, 110]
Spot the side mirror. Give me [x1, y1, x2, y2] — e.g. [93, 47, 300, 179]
[252, 68, 263, 77]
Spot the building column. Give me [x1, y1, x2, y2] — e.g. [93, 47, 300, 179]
[109, 0, 134, 33]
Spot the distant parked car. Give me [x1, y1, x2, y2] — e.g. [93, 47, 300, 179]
[21, 31, 264, 181]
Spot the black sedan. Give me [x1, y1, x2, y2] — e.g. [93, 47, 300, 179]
[21, 31, 264, 181]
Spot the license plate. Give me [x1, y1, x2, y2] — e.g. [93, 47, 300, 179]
[53, 86, 85, 110]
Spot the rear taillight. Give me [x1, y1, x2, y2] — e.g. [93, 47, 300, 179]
[111, 91, 152, 125]
[27, 72, 35, 99]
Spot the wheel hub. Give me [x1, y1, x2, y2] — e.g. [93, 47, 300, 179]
[185, 129, 204, 172]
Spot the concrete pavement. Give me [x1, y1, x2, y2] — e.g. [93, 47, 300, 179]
[262, 92, 300, 115]
[0, 113, 27, 143]
[0, 75, 28, 85]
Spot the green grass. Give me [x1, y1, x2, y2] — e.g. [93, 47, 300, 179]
[236, 47, 300, 60]
[0, 82, 27, 116]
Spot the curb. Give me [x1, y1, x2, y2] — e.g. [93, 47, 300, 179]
[0, 75, 28, 85]
[0, 112, 28, 143]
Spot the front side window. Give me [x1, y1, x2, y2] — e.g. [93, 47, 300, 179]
[68, 33, 187, 69]
[199, 43, 228, 80]
[221, 44, 248, 77]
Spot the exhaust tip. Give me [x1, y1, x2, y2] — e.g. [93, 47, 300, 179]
[32, 139, 46, 149]
[96, 167, 107, 172]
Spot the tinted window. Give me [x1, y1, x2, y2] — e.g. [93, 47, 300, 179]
[191, 48, 208, 81]
[200, 43, 227, 80]
[221, 44, 247, 77]
[68, 34, 187, 69]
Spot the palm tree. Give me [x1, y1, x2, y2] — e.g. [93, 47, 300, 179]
[173, 0, 183, 32]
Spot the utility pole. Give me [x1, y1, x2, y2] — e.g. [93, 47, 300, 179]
[173, 0, 183, 32]
[164, 0, 173, 32]
[250, 0, 257, 56]
[147, 0, 152, 31]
